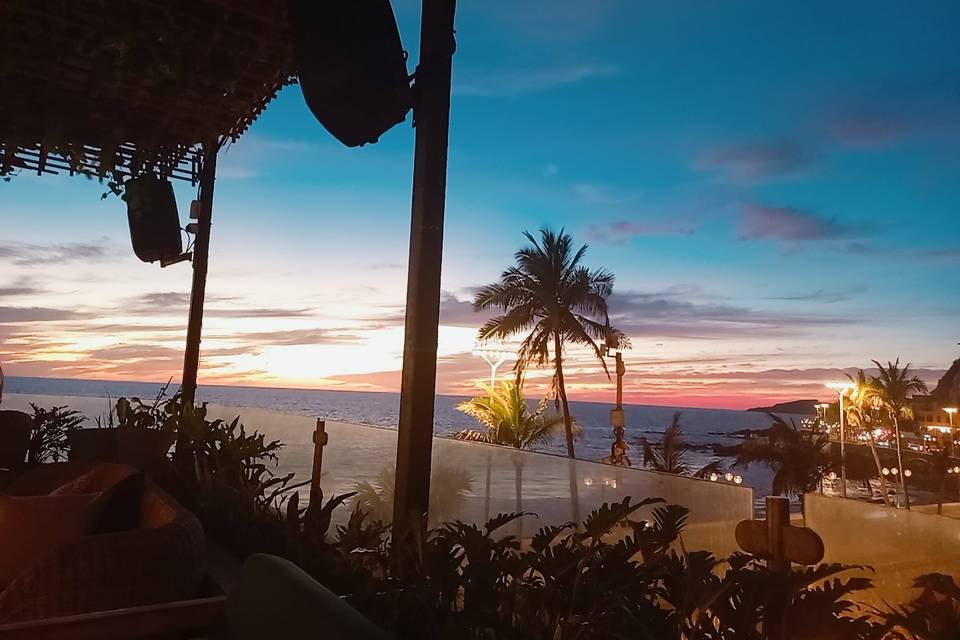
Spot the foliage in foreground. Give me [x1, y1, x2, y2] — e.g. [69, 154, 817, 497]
[38, 393, 960, 639]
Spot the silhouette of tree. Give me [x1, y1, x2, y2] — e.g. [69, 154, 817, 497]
[640, 412, 721, 478]
[866, 359, 928, 510]
[473, 227, 626, 458]
[733, 414, 833, 515]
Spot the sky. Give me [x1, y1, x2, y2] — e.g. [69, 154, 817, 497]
[1, 0, 959, 409]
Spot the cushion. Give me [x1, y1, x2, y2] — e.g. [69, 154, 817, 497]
[0, 492, 107, 586]
[50, 468, 144, 533]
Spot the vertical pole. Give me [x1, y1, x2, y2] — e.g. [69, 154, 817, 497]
[310, 419, 328, 507]
[766, 495, 790, 573]
[615, 352, 624, 409]
[392, 0, 457, 551]
[181, 144, 217, 407]
[839, 391, 847, 498]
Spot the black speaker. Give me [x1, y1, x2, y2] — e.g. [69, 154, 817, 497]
[290, 0, 412, 147]
[125, 176, 182, 264]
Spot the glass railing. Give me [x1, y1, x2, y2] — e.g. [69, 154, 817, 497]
[804, 492, 960, 605]
[4, 393, 753, 556]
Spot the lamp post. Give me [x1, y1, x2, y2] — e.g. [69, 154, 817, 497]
[882, 466, 912, 509]
[826, 382, 855, 499]
[946, 407, 958, 499]
[472, 344, 512, 392]
[816, 403, 830, 431]
[605, 342, 629, 466]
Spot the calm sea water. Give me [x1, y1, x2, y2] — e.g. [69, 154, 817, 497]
[5, 375, 789, 493]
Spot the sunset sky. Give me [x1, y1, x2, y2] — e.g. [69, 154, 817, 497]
[2, 1, 958, 409]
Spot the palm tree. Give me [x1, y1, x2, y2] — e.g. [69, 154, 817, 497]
[845, 369, 891, 507]
[454, 380, 569, 451]
[455, 380, 569, 532]
[866, 359, 928, 510]
[733, 414, 833, 515]
[641, 412, 722, 478]
[474, 227, 626, 459]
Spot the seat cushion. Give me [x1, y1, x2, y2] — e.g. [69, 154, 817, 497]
[0, 492, 107, 586]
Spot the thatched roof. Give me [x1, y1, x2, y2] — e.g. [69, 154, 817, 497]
[0, 0, 296, 185]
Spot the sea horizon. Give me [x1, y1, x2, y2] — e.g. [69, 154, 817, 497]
[3, 373, 784, 414]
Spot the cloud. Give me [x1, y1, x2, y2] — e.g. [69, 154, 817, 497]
[738, 204, 855, 243]
[455, 63, 621, 97]
[586, 220, 697, 245]
[571, 182, 638, 205]
[0, 306, 89, 323]
[0, 239, 111, 266]
[0, 278, 43, 298]
[221, 328, 363, 346]
[770, 285, 868, 304]
[696, 141, 813, 183]
[826, 112, 912, 148]
[607, 289, 852, 339]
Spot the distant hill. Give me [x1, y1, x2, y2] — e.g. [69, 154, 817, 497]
[747, 399, 819, 415]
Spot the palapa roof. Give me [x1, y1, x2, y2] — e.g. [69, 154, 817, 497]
[0, 0, 296, 185]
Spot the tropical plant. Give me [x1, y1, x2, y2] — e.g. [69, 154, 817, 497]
[473, 226, 628, 459]
[455, 380, 568, 451]
[846, 369, 892, 507]
[875, 573, 960, 639]
[352, 463, 474, 526]
[733, 414, 834, 514]
[866, 359, 928, 510]
[454, 380, 567, 528]
[26, 403, 84, 464]
[640, 412, 722, 478]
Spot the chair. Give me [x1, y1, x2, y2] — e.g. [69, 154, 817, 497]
[0, 411, 31, 471]
[218, 554, 391, 640]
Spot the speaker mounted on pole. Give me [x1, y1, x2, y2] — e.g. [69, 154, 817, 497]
[289, 0, 413, 147]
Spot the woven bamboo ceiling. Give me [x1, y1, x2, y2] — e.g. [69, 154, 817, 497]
[0, 0, 296, 184]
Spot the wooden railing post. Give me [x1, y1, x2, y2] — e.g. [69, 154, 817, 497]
[310, 419, 327, 507]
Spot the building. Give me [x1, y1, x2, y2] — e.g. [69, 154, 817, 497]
[911, 356, 960, 430]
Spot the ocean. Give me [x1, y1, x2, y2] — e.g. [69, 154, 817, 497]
[4, 375, 788, 493]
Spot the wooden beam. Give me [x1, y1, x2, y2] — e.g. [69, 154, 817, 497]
[181, 144, 218, 406]
[392, 0, 457, 550]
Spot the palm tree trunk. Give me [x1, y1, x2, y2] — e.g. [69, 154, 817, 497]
[553, 331, 576, 459]
[868, 433, 891, 507]
[893, 414, 910, 509]
[514, 455, 523, 541]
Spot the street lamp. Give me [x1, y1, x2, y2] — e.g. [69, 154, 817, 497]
[472, 343, 512, 390]
[826, 382, 855, 499]
[816, 403, 830, 431]
[946, 407, 958, 499]
[605, 338, 630, 466]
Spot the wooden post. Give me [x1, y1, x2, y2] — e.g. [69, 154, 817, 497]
[181, 144, 218, 407]
[766, 496, 790, 572]
[310, 419, 327, 507]
[391, 0, 457, 551]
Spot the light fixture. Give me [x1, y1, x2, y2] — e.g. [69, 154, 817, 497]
[882, 467, 890, 476]
[709, 473, 718, 482]
[891, 467, 899, 476]
[583, 477, 593, 487]
[724, 472, 734, 482]
[733, 475, 743, 484]
[827, 472, 837, 481]
[904, 469, 912, 478]
[825, 381, 855, 499]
